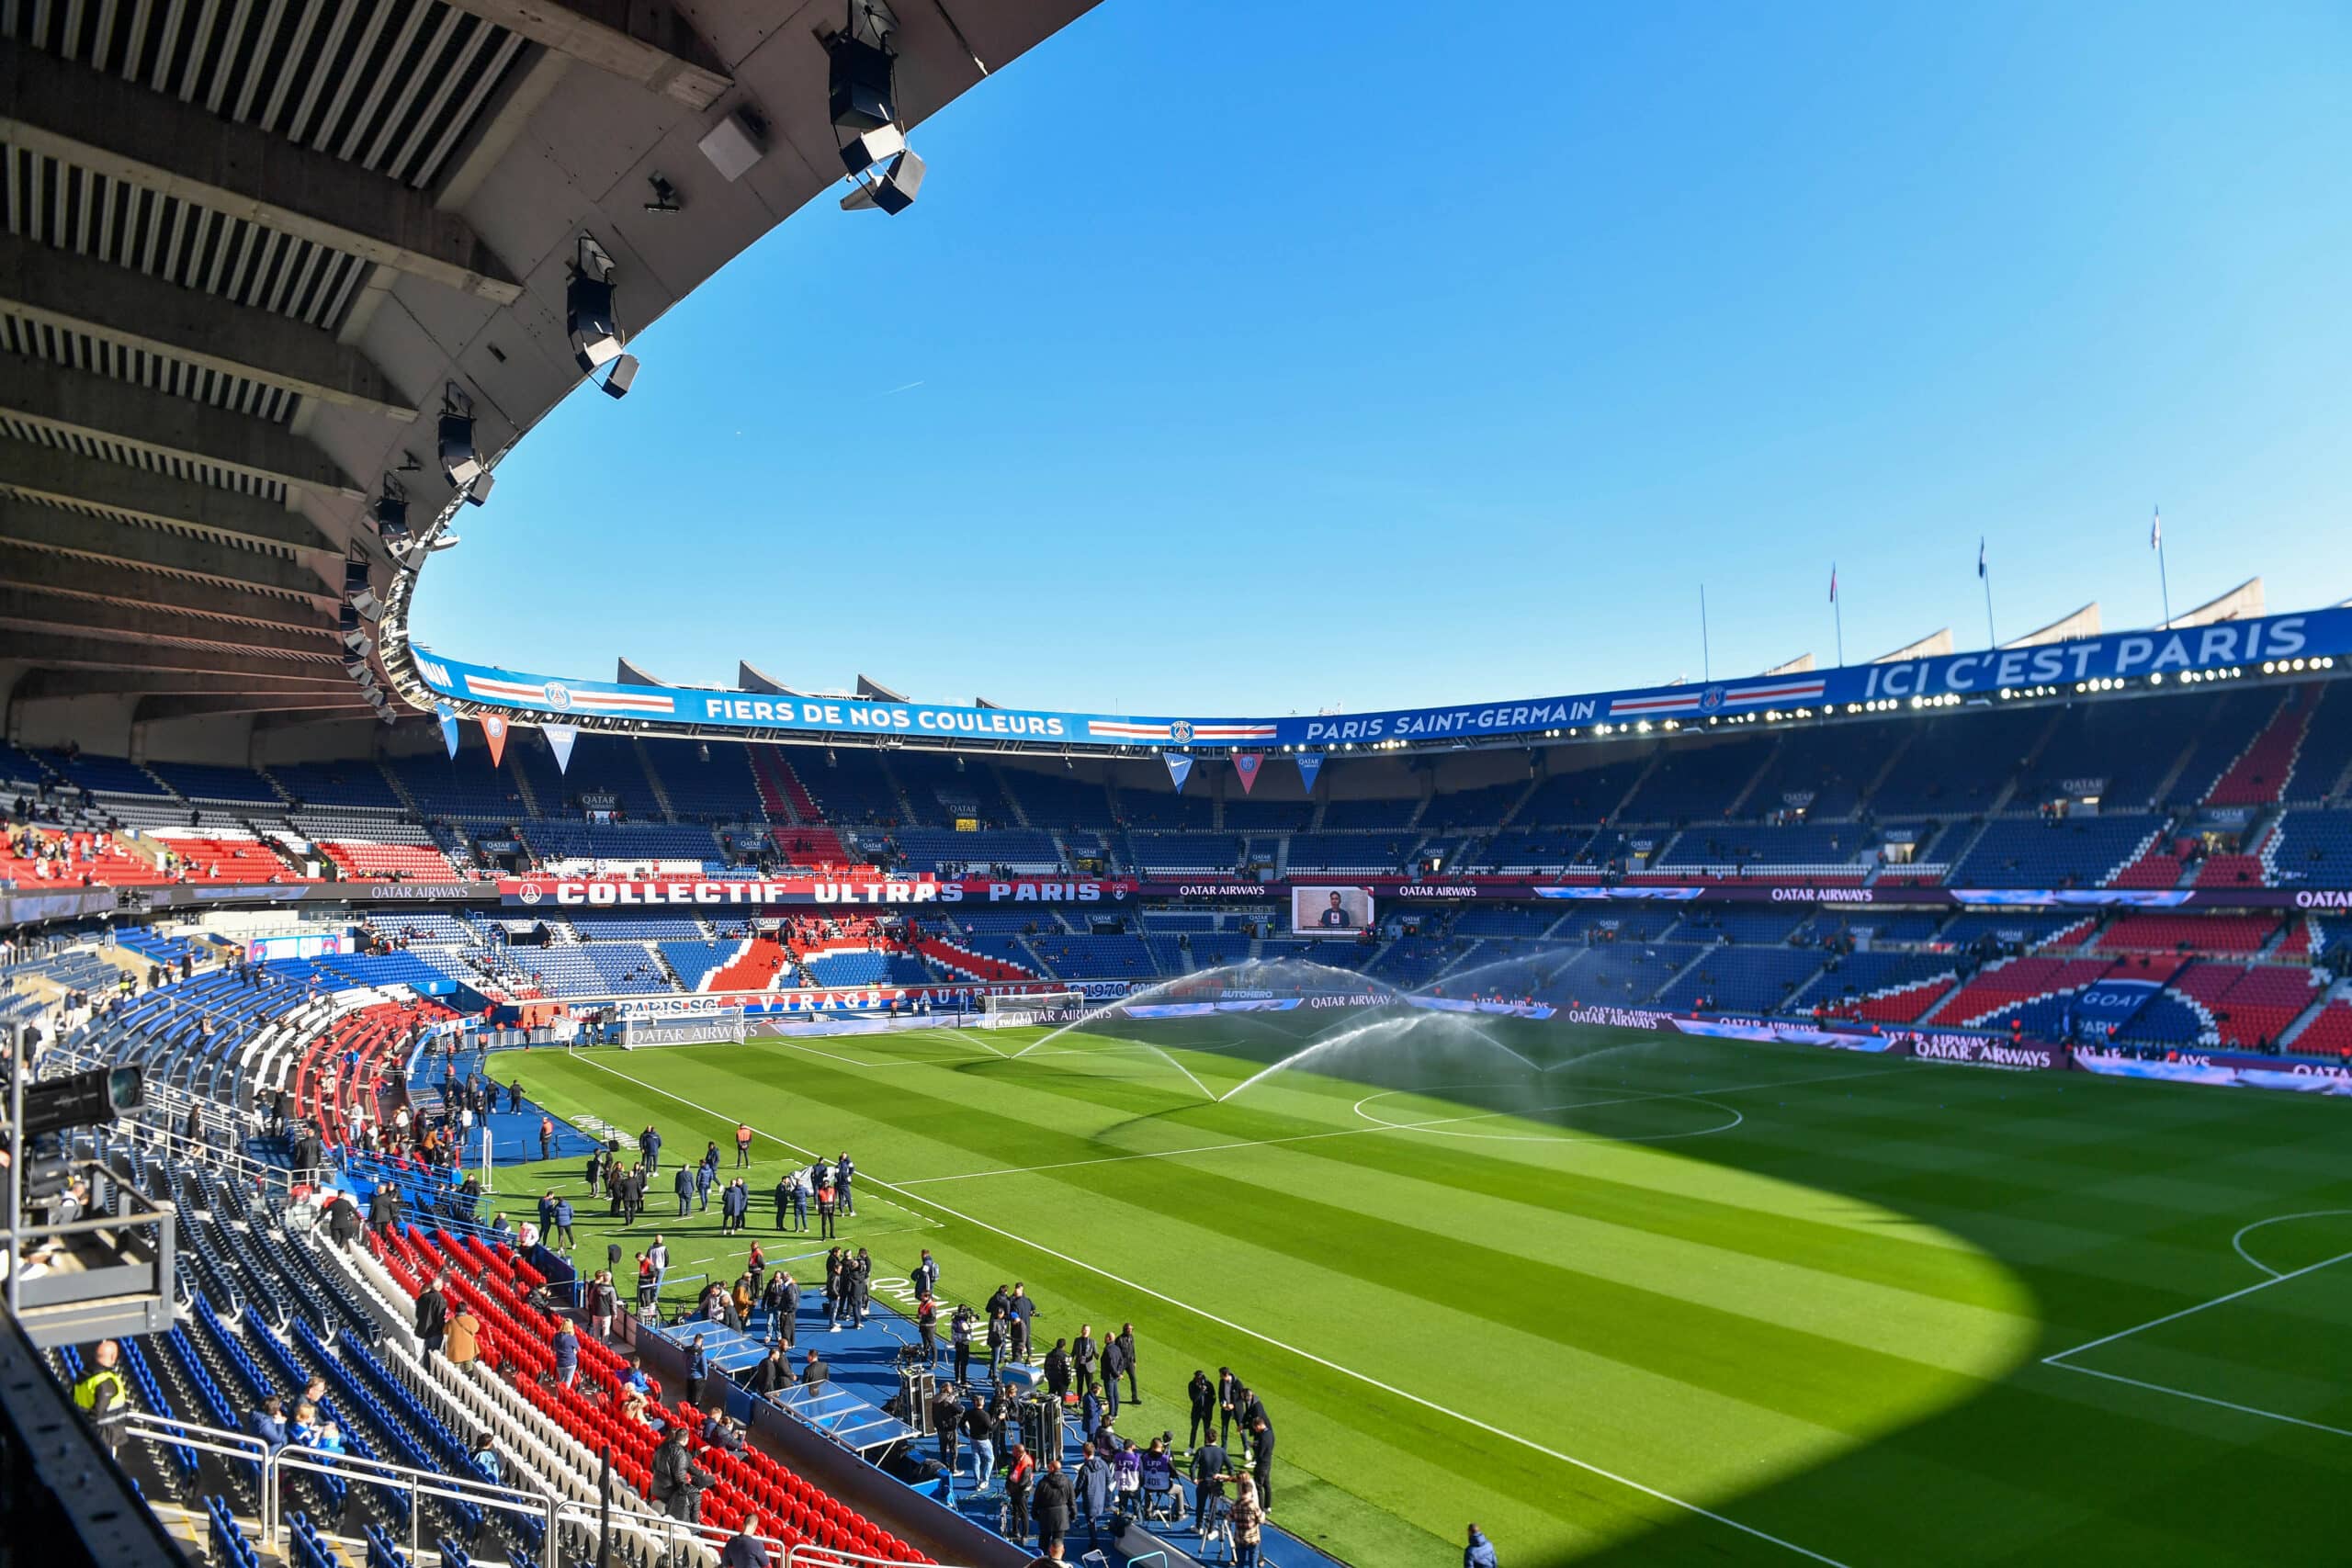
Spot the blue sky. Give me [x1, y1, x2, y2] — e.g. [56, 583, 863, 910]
[413, 0, 2352, 717]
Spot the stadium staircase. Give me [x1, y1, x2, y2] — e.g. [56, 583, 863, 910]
[987, 763, 1032, 826]
[747, 749, 809, 824]
[375, 759, 425, 819]
[2206, 685, 2315, 807]
[1717, 743, 1781, 819]
[632, 737, 680, 819]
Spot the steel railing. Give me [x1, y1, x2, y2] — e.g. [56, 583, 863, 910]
[113, 1408, 967, 1568]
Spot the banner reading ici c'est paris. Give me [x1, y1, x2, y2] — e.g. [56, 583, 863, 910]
[412, 606, 2352, 750]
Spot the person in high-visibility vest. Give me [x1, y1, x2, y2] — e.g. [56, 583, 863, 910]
[72, 1339, 130, 1456]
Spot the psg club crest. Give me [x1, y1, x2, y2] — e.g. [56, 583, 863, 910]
[1699, 685, 1727, 713]
[516, 883, 542, 905]
[544, 682, 574, 711]
[1170, 719, 1194, 743]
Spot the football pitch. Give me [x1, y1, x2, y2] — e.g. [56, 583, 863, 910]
[486, 1016, 2352, 1567]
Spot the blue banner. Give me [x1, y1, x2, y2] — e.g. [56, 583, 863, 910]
[1295, 751, 1323, 792]
[1163, 751, 1193, 793]
[435, 701, 459, 758]
[405, 604, 2352, 752]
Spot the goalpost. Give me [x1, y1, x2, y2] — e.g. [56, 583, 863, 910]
[981, 990, 1085, 1030]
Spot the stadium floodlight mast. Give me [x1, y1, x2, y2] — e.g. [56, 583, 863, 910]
[831, 0, 926, 214]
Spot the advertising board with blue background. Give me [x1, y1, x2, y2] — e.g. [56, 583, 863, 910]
[407, 604, 2351, 750]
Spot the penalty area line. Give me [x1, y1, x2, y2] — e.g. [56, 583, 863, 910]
[569, 1052, 1856, 1568]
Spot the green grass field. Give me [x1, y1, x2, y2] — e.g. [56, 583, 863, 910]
[484, 1015, 2352, 1567]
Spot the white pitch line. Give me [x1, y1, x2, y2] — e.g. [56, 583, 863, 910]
[2229, 1210, 2352, 1280]
[2046, 1363, 2352, 1440]
[899, 1060, 1913, 1187]
[569, 1052, 1855, 1568]
[2043, 1248, 2352, 1366]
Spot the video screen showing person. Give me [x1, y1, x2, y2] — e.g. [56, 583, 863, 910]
[1291, 885, 1374, 934]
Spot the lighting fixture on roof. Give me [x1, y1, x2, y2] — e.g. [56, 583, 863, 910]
[644, 174, 683, 215]
[338, 605, 374, 659]
[831, 1, 925, 215]
[428, 531, 461, 551]
[439, 385, 481, 489]
[567, 234, 640, 400]
[371, 479, 411, 549]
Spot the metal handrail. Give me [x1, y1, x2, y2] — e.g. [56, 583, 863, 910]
[116, 1407, 975, 1568]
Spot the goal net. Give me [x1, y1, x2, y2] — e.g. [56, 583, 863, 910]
[981, 990, 1085, 1030]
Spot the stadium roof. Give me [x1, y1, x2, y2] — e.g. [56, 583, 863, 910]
[0, 0, 1091, 738]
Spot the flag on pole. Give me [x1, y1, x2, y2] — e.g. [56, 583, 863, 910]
[1977, 538, 1987, 579]
[1828, 564, 1838, 604]
[2151, 507, 2162, 550]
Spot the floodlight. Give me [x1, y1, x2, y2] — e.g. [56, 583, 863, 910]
[841, 147, 924, 214]
[372, 486, 410, 547]
[569, 238, 625, 372]
[840, 121, 905, 177]
[439, 387, 481, 488]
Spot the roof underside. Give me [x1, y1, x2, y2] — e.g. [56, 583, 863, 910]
[0, 0, 1092, 737]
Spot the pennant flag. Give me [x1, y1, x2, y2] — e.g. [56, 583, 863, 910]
[545, 723, 579, 774]
[1828, 564, 1838, 604]
[1232, 751, 1263, 795]
[2150, 507, 2162, 551]
[1162, 750, 1193, 794]
[1295, 750, 1324, 793]
[435, 702, 459, 759]
[1977, 537, 1987, 579]
[480, 713, 509, 769]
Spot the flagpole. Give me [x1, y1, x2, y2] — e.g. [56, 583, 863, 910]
[1831, 564, 1844, 667]
[2154, 506, 2172, 628]
[1700, 583, 1711, 682]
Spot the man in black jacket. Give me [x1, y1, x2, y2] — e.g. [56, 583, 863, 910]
[1072, 1324, 1098, 1393]
[1216, 1367, 1244, 1448]
[367, 1182, 401, 1240]
[650, 1426, 707, 1522]
[749, 1347, 790, 1397]
[414, 1274, 449, 1356]
[932, 1383, 963, 1475]
[1114, 1322, 1140, 1404]
[1033, 1456, 1075, 1558]
[1249, 1416, 1276, 1512]
[1043, 1338, 1072, 1399]
[673, 1164, 695, 1217]
[1187, 1369, 1216, 1451]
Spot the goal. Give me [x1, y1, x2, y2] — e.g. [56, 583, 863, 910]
[982, 989, 1085, 1030]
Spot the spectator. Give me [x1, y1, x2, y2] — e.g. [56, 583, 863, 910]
[1228, 1472, 1265, 1566]
[552, 1320, 579, 1388]
[249, 1395, 289, 1451]
[447, 1305, 483, 1367]
[1465, 1523, 1498, 1568]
